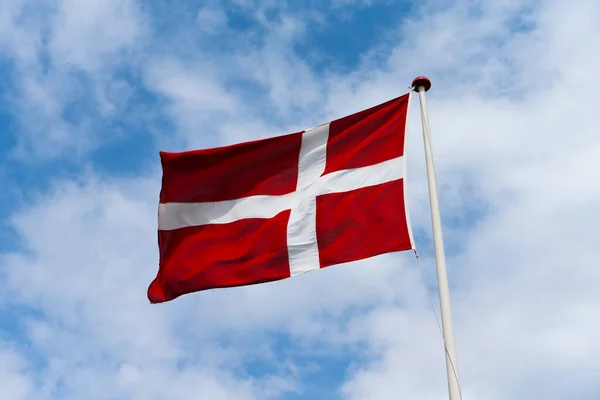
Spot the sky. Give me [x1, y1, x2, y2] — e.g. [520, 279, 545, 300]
[1, 0, 600, 399]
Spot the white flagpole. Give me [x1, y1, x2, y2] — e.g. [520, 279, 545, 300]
[412, 76, 462, 400]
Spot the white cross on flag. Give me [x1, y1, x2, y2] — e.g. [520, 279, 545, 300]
[148, 93, 415, 303]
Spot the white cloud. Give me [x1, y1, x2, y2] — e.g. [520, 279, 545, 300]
[0, 346, 32, 400]
[0, 0, 146, 160]
[145, 58, 239, 116]
[1, 175, 302, 399]
[196, 3, 229, 35]
[49, 0, 145, 73]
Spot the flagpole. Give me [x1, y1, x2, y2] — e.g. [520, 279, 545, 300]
[412, 76, 462, 400]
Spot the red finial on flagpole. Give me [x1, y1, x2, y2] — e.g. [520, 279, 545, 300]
[412, 76, 431, 92]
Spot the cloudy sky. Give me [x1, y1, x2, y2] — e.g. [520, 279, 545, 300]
[1, 0, 599, 399]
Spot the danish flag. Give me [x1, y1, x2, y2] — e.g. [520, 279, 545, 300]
[148, 93, 415, 303]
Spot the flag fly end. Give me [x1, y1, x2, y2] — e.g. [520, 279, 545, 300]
[412, 76, 431, 92]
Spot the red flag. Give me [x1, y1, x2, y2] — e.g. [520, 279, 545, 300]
[148, 93, 415, 303]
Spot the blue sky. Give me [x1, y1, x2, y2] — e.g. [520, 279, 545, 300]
[1, 0, 600, 399]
